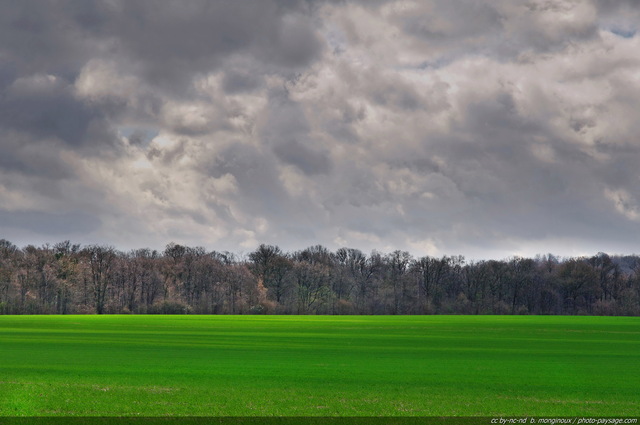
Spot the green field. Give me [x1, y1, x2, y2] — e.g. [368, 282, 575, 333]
[0, 315, 638, 417]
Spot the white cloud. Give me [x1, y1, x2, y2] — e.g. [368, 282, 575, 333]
[75, 60, 140, 102]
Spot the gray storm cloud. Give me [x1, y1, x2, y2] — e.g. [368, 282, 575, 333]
[1, 0, 640, 259]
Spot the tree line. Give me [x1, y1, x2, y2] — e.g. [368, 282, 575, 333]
[0, 239, 639, 315]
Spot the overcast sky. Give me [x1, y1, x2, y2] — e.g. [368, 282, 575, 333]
[1, 0, 640, 259]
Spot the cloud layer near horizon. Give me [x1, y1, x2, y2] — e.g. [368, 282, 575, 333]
[1, 0, 640, 259]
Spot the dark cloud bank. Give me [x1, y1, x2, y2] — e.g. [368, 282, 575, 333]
[1, 0, 640, 259]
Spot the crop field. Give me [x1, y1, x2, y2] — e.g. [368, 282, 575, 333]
[0, 315, 639, 417]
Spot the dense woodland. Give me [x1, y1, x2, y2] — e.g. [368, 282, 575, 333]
[0, 239, 639, 315]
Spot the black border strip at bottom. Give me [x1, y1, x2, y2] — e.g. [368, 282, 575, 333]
[0, 418, 639, 425]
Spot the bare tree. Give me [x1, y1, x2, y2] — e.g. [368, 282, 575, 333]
[412, 256, 451, 313]
[83, 245, 116, 314]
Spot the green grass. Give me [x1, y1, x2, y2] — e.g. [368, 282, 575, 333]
[0, 315, 638, 417]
